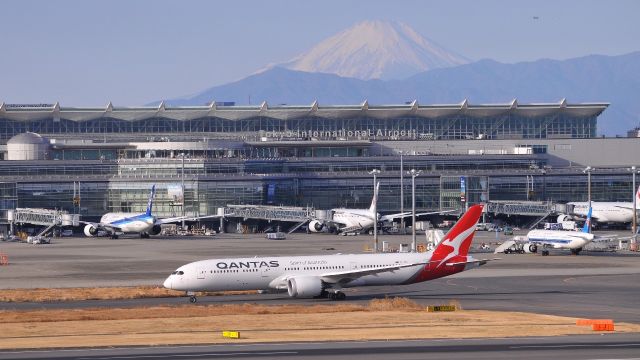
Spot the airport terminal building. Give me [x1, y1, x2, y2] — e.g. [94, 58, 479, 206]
[1, 99, 639, 232]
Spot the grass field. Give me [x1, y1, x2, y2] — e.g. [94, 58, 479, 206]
[2, 298, 639, 350]
[0, 286, 252, 302]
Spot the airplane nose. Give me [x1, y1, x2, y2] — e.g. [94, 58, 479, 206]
[163, 276, 172, 289]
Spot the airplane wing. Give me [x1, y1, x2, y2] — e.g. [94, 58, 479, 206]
[613, 205, 635, 210]
[320, 257, 497, 283]
[380, 209, 456, 222]
[155, 214, 224, 225]
[78, 221, 122, 233]
[319, 262, 428, 284]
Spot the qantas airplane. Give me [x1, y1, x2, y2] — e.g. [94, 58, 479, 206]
[82, 185, 216, 239]
[164, 204, 492, 303]
[308, 182, 448, 234]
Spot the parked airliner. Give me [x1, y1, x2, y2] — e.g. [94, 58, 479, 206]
[509, 208, 605, 255]
[562, 185, 640, 225]
[308, 182, 448, 234]
[164, 204, 491, 303]
[82, 185, 216, 239]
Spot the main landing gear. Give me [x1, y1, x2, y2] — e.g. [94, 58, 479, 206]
[319, 289, 346, 301]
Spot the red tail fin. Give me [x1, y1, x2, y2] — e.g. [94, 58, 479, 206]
[431, 205, 483, 264]
[412, 205, 483, 283]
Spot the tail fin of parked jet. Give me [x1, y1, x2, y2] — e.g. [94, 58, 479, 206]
[146, 185, 156, 216]
[636, 185, 640, 205]
[368, 181, 380, 214]
[431, 205, 484, 265]
[582, 206, 592, 233]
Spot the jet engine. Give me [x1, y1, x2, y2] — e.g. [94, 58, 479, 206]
[287, 276, 323, 298]
[308, 220, 324, 232]
[557, 214, 572, 223]
[149, 225, 162, 236]
[524, 243, 538, 253]
[84, 224, 99, 237]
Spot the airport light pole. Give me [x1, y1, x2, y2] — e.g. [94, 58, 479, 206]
[400, 152, 405, 234]
[410, 169, 423, 252]
[369, 169, 381, 252]
[180, 153, 185, 230]
[584, 166, 592, 233]
[631, 166, 637, 246]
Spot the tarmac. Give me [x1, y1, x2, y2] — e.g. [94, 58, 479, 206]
[3, 334, 640, 360]
[1, 230, 639, 323]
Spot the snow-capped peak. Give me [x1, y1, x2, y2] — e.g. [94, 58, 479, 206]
[278, 20, 469, 80]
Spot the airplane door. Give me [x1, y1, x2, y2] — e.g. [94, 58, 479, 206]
[350, 262, 358, 270]
[261, 266, 272, 278]
[197, 267, 206, 280]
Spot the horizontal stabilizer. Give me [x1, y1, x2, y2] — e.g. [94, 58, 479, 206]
[445, 258, 500, 267]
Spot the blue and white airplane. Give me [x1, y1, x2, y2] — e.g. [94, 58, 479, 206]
[512, 208, 598, 255]
[82, 185, 213, 239]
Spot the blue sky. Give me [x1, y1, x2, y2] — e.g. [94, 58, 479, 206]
[1, 0, 638, 106]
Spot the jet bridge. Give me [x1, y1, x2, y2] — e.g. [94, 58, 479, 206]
[484, 201, 569, 229]
[7, 208, 80, 237]
[221, 205, 324, 234]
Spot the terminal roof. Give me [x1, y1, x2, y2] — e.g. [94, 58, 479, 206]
[0, 99, 609, 122]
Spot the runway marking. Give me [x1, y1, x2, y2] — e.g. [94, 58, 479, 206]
[563, 277, 575, 283]
[445, 278, 479, 291]
[511, 343, 640, 349]
[77, 351, 298, 359]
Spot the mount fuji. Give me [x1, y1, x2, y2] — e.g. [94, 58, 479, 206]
[274, 20, 469, 80]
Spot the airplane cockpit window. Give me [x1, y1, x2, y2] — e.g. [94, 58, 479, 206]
[177, 271, 184, 275]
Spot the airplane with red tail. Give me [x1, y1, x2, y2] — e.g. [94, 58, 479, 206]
[164, 204, 493, 303]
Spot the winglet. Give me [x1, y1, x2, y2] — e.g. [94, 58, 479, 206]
[582, 206, 592, 233]
[146, 185, 156, 216]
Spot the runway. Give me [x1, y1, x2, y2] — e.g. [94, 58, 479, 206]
[1, 334, 639, 360]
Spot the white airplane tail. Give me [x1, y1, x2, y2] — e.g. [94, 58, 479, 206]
[146, 185, 156, 216]
[636, 185, 640, 205]
[581, 206, 592, 233]
[368, 181, 380, 214]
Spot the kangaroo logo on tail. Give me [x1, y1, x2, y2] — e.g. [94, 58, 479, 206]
[431, 205, 484, 268]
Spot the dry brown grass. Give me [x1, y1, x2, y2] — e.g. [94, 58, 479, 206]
[0, 286, 255, 302]
[2, 298, 640, 350]
[0, 302, 369, 323]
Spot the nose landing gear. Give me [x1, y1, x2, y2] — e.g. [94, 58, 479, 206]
[186, 291, 197, 303]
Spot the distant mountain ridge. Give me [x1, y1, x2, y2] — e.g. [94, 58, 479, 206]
[161, 51, 640, 135]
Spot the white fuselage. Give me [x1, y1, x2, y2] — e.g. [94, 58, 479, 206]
[569, 202, 638, 223]
[99, 212, 155, 233]
[164, 252, 442, 292]
[527, 229, 595, 250]
[332, 209, 375, 230]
